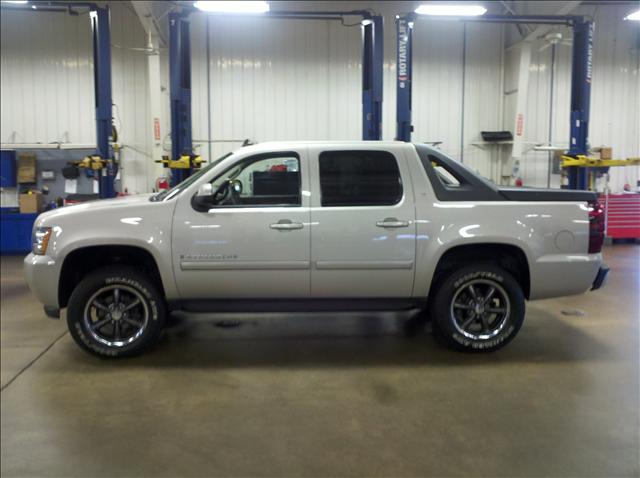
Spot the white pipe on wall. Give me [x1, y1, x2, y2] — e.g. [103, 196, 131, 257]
[0, 143, 95, 150]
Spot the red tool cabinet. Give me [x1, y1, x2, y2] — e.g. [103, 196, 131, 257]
[601, 194, 640, 239]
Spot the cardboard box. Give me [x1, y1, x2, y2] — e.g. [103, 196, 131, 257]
[19, 193, 43, 214]
[17, 153, 36, 183]
[592, 146, 613, 160]
[600, 147, 612, 160]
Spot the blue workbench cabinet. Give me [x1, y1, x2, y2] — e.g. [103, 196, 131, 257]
[0, 209, 37, 254]
[0, 150, 17, 187]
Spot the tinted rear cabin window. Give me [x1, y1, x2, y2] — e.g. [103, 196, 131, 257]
[319, 151, 403, 206]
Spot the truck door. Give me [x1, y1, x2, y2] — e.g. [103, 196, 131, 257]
[171, 149, 311, 299]
[309, 146, 417, 297]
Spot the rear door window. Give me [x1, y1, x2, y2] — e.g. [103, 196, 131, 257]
[319, 151, 403, 207]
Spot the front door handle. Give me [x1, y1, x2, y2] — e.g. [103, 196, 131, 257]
[270, 219, 304, 231]
[376, 218, 410, 228]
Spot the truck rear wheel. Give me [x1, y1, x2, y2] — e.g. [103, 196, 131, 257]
[67, 266, 166, 358]
[430, 264, 525, 352]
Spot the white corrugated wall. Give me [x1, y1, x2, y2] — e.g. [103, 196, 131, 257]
[504, 4, 640, 191]
[0, 9, 95, 144]
[189, 13, 363, 162]
[0, 2, 155, 194]
[190, 5, 504, 178]
[1, 1, 638, 193]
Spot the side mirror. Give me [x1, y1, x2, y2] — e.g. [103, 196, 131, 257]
[193, 183, 214, 211]
[196, 183, 213, 198]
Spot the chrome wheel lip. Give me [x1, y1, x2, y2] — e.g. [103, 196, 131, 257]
[83, 285, 149, 348]
[450, 279, 511, 341]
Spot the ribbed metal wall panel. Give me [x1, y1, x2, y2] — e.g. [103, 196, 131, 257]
[506, 4, 639, 191]
[411, 20, 465, 157]
[381, 19, 503, 180]
[589, 5, 640, 192]
[0, 2, 154, 194]
[189, 10, 504, 177]
[1, 2, 636, 193]
[461, 22, 504, 179]
[189, 14, 363, 162]
[109, 2, 154, 194]
[0, 9, 94, 144]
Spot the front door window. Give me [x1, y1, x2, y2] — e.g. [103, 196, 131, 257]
[208, 154, 301, 208]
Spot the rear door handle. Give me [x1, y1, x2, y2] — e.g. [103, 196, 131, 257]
[270, 219, 304, 231]
[376, 218, 410, 228]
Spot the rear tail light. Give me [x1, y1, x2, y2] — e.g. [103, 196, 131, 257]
[588, 200, 605, 253]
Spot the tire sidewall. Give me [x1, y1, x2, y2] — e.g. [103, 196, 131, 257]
[67, 267, 165, 358]
[431, 265, 525, 352]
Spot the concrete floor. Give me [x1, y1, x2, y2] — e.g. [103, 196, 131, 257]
[1, 246, 638, 477]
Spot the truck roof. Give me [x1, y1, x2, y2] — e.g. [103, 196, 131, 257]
[237, 140, 417, 154]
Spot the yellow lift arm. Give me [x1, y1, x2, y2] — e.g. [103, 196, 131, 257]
[155, 154, 203, 170]
[561, 155, 640, 168]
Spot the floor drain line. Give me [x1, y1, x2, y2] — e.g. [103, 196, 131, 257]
[561, 309, 586, 316]
[0, 331, 68, 392]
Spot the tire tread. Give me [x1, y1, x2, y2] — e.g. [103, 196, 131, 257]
[66, 266, 166, 358]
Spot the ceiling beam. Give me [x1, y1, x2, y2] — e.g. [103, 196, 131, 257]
[507, 1, 583, 50]
[130, 0, 168, 47]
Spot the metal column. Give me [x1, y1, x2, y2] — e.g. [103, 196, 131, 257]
[396, 14, 414, 142]
[91, 6, 115, 198]
[362, 15, 384, 140]
[567, 20, 594, 190]
[169, 12, 193, 186]
[168, 8, 382, 173]
[394, 14, 595, 191]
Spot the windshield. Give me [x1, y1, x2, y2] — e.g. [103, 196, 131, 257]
[150, 153, 233, 202]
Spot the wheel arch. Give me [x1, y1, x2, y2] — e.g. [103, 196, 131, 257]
[58, 245, 165, 309]
[430, 242, 531, 300]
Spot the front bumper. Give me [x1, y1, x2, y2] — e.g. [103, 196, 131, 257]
[591, 264, 610, 291]
[23, 253, 60, 309]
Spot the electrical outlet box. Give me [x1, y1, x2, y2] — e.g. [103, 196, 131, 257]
[41, 170, 56, 181]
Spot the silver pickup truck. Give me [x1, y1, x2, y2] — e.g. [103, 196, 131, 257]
[24, 141, 608, 357]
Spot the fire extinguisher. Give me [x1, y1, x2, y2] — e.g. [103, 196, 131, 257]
[156, 176, 169, 191]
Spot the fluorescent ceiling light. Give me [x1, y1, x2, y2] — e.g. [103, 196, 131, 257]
[1, 1, 29, 4]
[193, 1, 269, 14]
[623, 9, 640, 21]
[415, 4, 487, 16]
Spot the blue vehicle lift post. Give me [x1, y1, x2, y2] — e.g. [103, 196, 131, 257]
[567, 20, 594, 190]
[166, 9, 383, 186]
[91, 5, 116, 198]
[395, 14, 594, 190]
[362, 15, 384, 141]
[168, 12, 194, 187]
[396, 14, 414, 143]
[0, 2, 117, 198]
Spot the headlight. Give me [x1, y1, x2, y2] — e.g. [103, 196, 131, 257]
[32, 227, 52, 255]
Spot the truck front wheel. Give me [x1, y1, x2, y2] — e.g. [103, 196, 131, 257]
[430, 264, 525, 352]
[67, 266, 166, 358]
